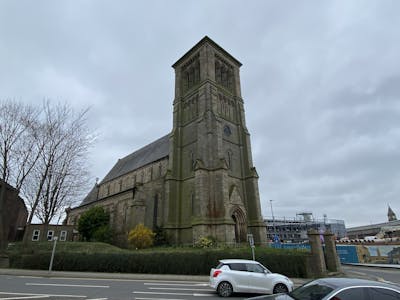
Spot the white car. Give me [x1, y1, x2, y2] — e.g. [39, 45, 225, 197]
[209, 259, 294, 297]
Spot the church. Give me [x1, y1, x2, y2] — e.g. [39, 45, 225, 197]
[66, 37, 267, 246]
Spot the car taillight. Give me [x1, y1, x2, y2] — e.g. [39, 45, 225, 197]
[213, 270, 222, 277]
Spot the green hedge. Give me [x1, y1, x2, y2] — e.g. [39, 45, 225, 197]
[9, 247, 310, 277]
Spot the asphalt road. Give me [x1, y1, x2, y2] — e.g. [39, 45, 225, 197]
[0, 274, 259, 300]
[0, 266, 398, 299]
[342, 265, 400, 286]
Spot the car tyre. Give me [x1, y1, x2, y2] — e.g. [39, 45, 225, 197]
[217, 281, 233, 297]
[273, 283, 288, 294]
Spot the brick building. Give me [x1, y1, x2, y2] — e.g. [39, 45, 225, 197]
[0, 179, 27, 242]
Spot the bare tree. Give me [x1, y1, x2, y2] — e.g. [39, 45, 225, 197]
[0, 100, 94, 252]
[0, 100, 40, 252]
[23, 102, 94, 225]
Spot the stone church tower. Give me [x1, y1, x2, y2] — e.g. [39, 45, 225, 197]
[67, 37, 266, 246]
[165, 37, 266, 244]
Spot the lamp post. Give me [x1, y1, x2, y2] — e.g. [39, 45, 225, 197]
[49, 236, 58, 273]
[270, 200, 276, 242]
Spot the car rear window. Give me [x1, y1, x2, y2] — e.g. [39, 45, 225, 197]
[216, 262, 224, 269]
[228, 263, 247, 271]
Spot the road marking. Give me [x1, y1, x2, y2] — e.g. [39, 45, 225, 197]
[134, 298, 186, 300]
[348, 271, 367, 276]
[0, 292, 85, 298]
[0, 296, 50, 299]
[26, 283, 109, 288]
[144, 283, 208, 286]
[134, 291, 213, 297]
[48, 277, 204, 284]
[149, 287, 214, 292]
[86, 298, 108, 300]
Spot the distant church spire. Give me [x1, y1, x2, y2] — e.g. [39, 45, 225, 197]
[388, 205, 397, 221]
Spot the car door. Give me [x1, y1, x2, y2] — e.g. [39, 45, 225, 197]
[245, 263, 272, 293]
[227, 263, 250, 292]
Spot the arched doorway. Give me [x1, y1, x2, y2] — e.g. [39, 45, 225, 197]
[232, 208, 247, 243]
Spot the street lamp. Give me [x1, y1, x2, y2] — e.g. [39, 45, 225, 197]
[49, 236, 58, 273]
[270, 200, 277, 242]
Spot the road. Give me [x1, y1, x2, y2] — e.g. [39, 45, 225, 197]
[0, 275, 258, 300]
[1, 266, 398, 299]
[342, 265, 400, 286]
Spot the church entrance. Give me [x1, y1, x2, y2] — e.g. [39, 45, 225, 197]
[232, 208, 247, 243]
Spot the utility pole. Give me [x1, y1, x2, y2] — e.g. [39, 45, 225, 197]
[270, 200, 277, 242]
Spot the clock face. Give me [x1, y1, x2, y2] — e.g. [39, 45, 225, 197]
[224, 125, 232, 136]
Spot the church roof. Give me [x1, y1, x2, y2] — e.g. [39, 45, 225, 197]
[172, 36, 242, 68]
[80, 183, 99, 206]
[100, 134, 170, 184]
[78, 134, 170, 207]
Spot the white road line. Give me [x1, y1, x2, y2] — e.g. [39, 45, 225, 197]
[134, 298, 186, 300]
[0, 292, 85, 298]
[47, 277, 204, 284]
[149, 287, 214, 292]
[26, 283, 109, 288]
[348, 271, 367, 276]
[0, 296, 50, 299]
[86, 298, 108, 300]
[134, 291, 213, 297]
[144, 283, 208, 286]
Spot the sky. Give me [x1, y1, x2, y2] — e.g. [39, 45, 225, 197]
[1, 1, 399, 228]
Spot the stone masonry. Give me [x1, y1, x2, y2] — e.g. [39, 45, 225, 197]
[67, 37, 266, 247]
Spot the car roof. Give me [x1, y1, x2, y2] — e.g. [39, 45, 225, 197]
[313, 277, 400, 291]
[219, 259, 259, 264]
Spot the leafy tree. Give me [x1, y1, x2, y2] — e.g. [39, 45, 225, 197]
[77, 206, 111, 242]
[128, 223, 155, 249]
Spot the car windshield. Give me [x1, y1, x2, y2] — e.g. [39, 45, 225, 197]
[288, 281, 334, 300]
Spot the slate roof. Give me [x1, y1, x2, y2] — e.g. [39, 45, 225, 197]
[80, 183, 100, 206]
[79, 134, 170, 207]
[101, 134, 170, 184]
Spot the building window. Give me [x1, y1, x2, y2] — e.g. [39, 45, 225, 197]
[60, 231, 67, 241]
[32, 229, 40, 241]
[47, 230, 54, 241]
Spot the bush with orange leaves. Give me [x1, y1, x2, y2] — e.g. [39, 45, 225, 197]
[128, 223, 156, 249]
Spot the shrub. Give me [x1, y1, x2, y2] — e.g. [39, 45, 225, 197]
[194, 236, 214, 248]
[128, 224, 155, 249]
[8, 246, 310, 278]
[77, 206, 110, 242]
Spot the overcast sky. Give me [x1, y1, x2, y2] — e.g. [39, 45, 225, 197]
[1, 1, 399, 228]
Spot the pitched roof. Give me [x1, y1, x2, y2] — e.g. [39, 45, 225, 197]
[78, 134, 170, 207]
[80, 183, 100, 206]
[101, 134, 170, 184]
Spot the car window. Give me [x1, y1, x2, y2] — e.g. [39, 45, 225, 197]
[289, 282, 334, 300]
[368, 287, 400, 300]
[216, 262, 224, 269]
[246, 263, 265, 273]
[330, 287, 367, 300]
[228, 263, 247, 271]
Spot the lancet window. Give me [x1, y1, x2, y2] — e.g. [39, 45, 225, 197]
[215, 56, 234, 92]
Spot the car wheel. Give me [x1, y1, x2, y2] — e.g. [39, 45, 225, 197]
[217, 281, 233, 297]
[273, 283, 288, 294]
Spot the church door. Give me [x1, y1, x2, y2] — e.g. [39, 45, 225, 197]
[232, 208, 247, 243]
